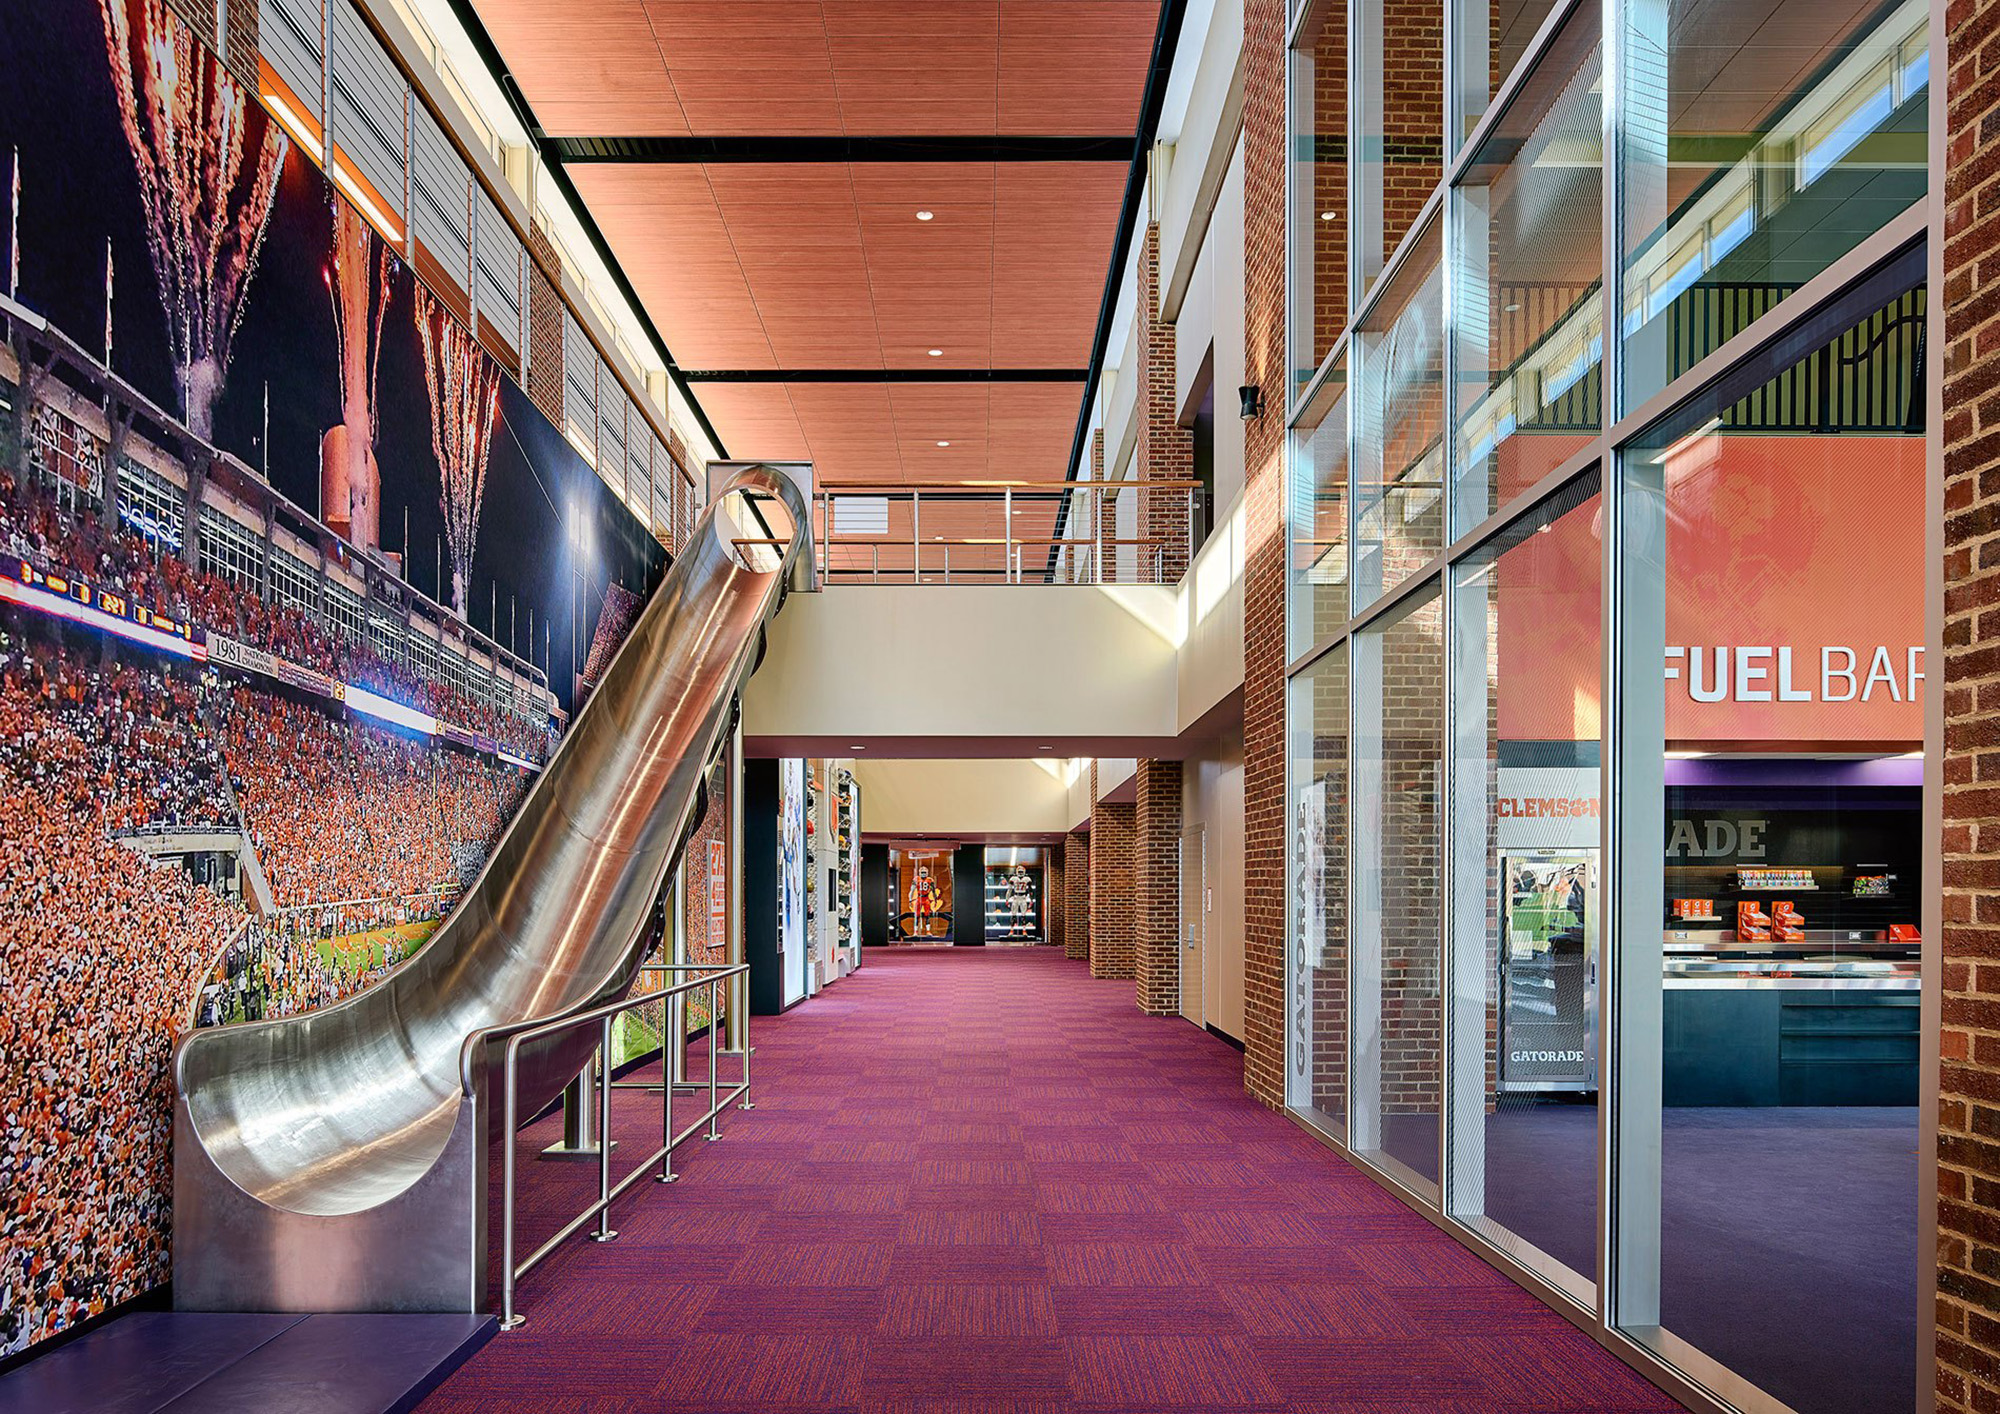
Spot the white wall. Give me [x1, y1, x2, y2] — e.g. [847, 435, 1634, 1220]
[743, 584, 1180, 746]
[851, 759, 1078, 837]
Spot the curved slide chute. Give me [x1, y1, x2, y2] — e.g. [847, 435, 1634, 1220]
[171, 464, 809, 1313]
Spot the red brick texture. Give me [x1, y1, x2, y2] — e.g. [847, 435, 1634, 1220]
[1091, 427, 1111, 581]
[1135, 759, 1184, 1014]
[1376, 0, 1444, 271]
[524, 225, 566, 433]
[1137, 223, 1194, 584]
[1240, 0, 1289, 1108]
[1047, 845, 1065, 952]
[1940, 0, 2000, 1403]
[1065, 829, 1091, 961]
[1090, 795, 1138, 981]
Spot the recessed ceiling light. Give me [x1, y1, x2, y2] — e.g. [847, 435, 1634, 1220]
[850, 745, 867, 751]
[1319, 211, 1335, 221]
[1037, 745, 1052, 751]
[1504, 302, 1522, 312]
[936, 440, 951, 447]
[916, 210, 934, 221]
[927, 348, 943, 357]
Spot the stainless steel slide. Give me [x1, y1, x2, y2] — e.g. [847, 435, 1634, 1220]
[171, 464, 809, 1314]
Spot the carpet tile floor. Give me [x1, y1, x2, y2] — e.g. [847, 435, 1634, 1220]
[418, 947, 1682, 1414]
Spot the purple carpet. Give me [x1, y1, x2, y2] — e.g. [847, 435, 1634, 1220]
[419, 948, 1681, 1413]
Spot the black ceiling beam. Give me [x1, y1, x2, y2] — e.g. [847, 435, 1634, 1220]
[441, 0, 730, 462]
[554, 135, 1134, 164]
[678, 368, 1087, 384]
[1050, 0, 1191, 578]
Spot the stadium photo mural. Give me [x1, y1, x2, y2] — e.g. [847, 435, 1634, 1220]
[0, 0, 672, 1358]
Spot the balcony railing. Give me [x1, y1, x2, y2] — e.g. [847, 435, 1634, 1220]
[813, 479, 1206, 586]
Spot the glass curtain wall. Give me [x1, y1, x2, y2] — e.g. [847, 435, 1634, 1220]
[1283, 0, 1931, 1405]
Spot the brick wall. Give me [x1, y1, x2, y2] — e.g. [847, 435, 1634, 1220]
[525, 225, 566, 433]
[1135, 759, 1184, 1013]
[1136, 223, 1194, 584]
[1303, 651, 1351, 1118]
[1308, 9, 1349, 380]
[1939, 0, 2000, 1402]
[1090, 778, 1138, 981]
[1240, 0, 1289, 1108]
[1065, 828, 1091, 961]
[1377, 0, 1444, 268]
[1375, 597, 1444, 1114]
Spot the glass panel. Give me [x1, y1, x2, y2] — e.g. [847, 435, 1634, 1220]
[1288, 357, 1348, 659]
[1616, 278, 1923, 1414]
[1451, 6, 1601, 534]
[1446, 472, 1601, 1299]
[1352, 578, 1444, 1195]
[1356, 0, 1444, 299]
[1289, 0, 1349, 400]
[1617, 0, 1927, 411]
[1452, 0, 1563, 145]
[1354, 222, 1444, 610]
[1287, 643, 1350, 1138]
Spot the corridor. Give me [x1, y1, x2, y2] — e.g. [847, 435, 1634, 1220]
[419, 949, 1678, 1412]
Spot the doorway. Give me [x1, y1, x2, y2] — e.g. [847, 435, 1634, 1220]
[1179, 825, 1206, 1026]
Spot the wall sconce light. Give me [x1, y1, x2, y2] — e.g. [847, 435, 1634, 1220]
[1238, 384, 1265, 420]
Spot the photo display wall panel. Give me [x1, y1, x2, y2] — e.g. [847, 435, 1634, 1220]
[0, 0, 668, 1360]
[891, 847, 954, 941]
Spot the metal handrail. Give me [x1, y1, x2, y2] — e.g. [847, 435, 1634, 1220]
[488, 961, 750, 1330]
[610, 962, 752, 1096]
[816, 479, 1204, 585]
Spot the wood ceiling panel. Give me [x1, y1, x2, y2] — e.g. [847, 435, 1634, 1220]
[695, 383, 810, 460]
[471, 0, 1161, 493]
[986, 384, 1086, 477]
[476, 0, 686, 136]
[568, 166, 776, 369]
[992, 164, 1127, 366]
[476, 0, 1154, 137]
[998, 1, 1158, 134]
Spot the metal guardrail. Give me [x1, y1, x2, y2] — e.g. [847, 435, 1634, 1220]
[491, 962, 751, 1330]
[813, 479, 1206, 585]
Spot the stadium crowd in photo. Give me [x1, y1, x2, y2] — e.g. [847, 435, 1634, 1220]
[0, 0, 684, 1358]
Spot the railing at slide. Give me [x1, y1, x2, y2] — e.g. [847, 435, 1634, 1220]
[813, 479, 1206, 585]
[490, 962, 752, 1330]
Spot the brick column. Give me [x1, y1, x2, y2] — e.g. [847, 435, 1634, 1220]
[1135, 759, 1184, 1014]
[1065, 829, 1091, 961]
[525, 225, 567, 433]
[1136, 223, 1194, 584]
[1048, 845, 1065, 951]
[1239, 0, 1289, 1108]
[1089, 773, 1138, 981]
[1939, 1, 2000, 1404]
[1090, 427, 1112, 581]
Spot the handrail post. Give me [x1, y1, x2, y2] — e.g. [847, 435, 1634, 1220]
[591, 1016, 617, 1241]
[1187, 485, 1195, 568]
[658, 993, 679, 1182]
[706, 976, 721, 1139]
[500, 1039, 522, 1329]
[1092, 486, 1103, 584]
[1004, 487, 1013, 583]
[912, 490, 921, 584]
[739, 997, 754, 1110]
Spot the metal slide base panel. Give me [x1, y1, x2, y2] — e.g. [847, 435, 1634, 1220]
[170, 1095, 486, 1314]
